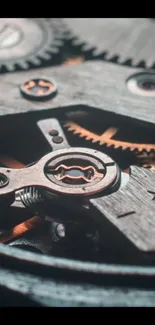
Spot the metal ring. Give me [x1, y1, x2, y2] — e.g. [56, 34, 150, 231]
[20, 77, 57, 101]
[44, 148, 119, 196]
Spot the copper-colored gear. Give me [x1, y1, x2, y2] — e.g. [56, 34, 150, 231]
[64, 121, 155, 153]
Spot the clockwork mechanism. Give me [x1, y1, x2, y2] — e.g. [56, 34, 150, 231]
[64, 108, 155, 171]
[0, 18, 69, 72]
[1, 19, 155, 305]
[64, 18, 155, 69]
[0, 105, 155, 264]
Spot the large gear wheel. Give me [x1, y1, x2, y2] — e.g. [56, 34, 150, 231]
[64, 121, 155, 153]
[0, 18, 69, 72]
[64, 18, 155, 68]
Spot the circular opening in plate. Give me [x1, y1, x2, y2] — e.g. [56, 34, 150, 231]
[127, 73, 155, 96]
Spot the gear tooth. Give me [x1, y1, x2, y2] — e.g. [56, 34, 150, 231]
[7, 63, 15, 71]
[84, 136, 93, 141]
[73, 130, 81, 135]
[121, 145, 126, 150]
[41, 52, 52, 60]
[67, 127, 74, 132]
[66, 126, 75, 131]
[69, 129, 76, 133]
[133, 59, 144, 67]
[20, 61, 29, 70]
[91, 47, 104, 56]
[122, 145, 128, 150]
[105, 143, 113, 148]
[85, 136, 93, 140]
[109, 55, 120, 63]
[50, 40, 64, 46]
[72, 38, 84, 46]
[138, 58, 154, 69]
[105, 53, 115, 61]
[63, 123, 70, 129]
[65, 122, 155, 155]
[49, 47, 60, 54]
[82, 44, 96, 52]
[29, 57, 41, 65]
[113, 144, 120, 149]
[91, 139, 99, 144]
[65, 31, 75, 39]
[120, 145, 126, 150]
[138, 148, 144, 152]
[99, 140, 106, 145]
[136, 60, 146, 69]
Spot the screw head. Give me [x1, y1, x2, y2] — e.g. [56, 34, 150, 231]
[20, 77, 57, 101]
[49, 129, 59, 136]
[0, 173, 9, 188]
[52, 136, 64, 144]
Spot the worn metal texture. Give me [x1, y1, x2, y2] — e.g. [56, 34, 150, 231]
[1, 244, 155, 306]
[1, 268, 155, 307]
[0, 61, 154, 127]
[1, 60, 155, 306]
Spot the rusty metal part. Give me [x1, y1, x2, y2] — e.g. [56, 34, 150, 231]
[64, 121, 155, 153]
[0, 216, 42, 244]
[0, 148, 119, 198]
[20, 77, 57, 101]
[51, 164, 103, 183]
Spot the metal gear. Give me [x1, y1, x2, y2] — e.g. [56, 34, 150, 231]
[0, 18, 69, 72]
[64, 18, 155, 68]
[64, 121, 155, 153]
